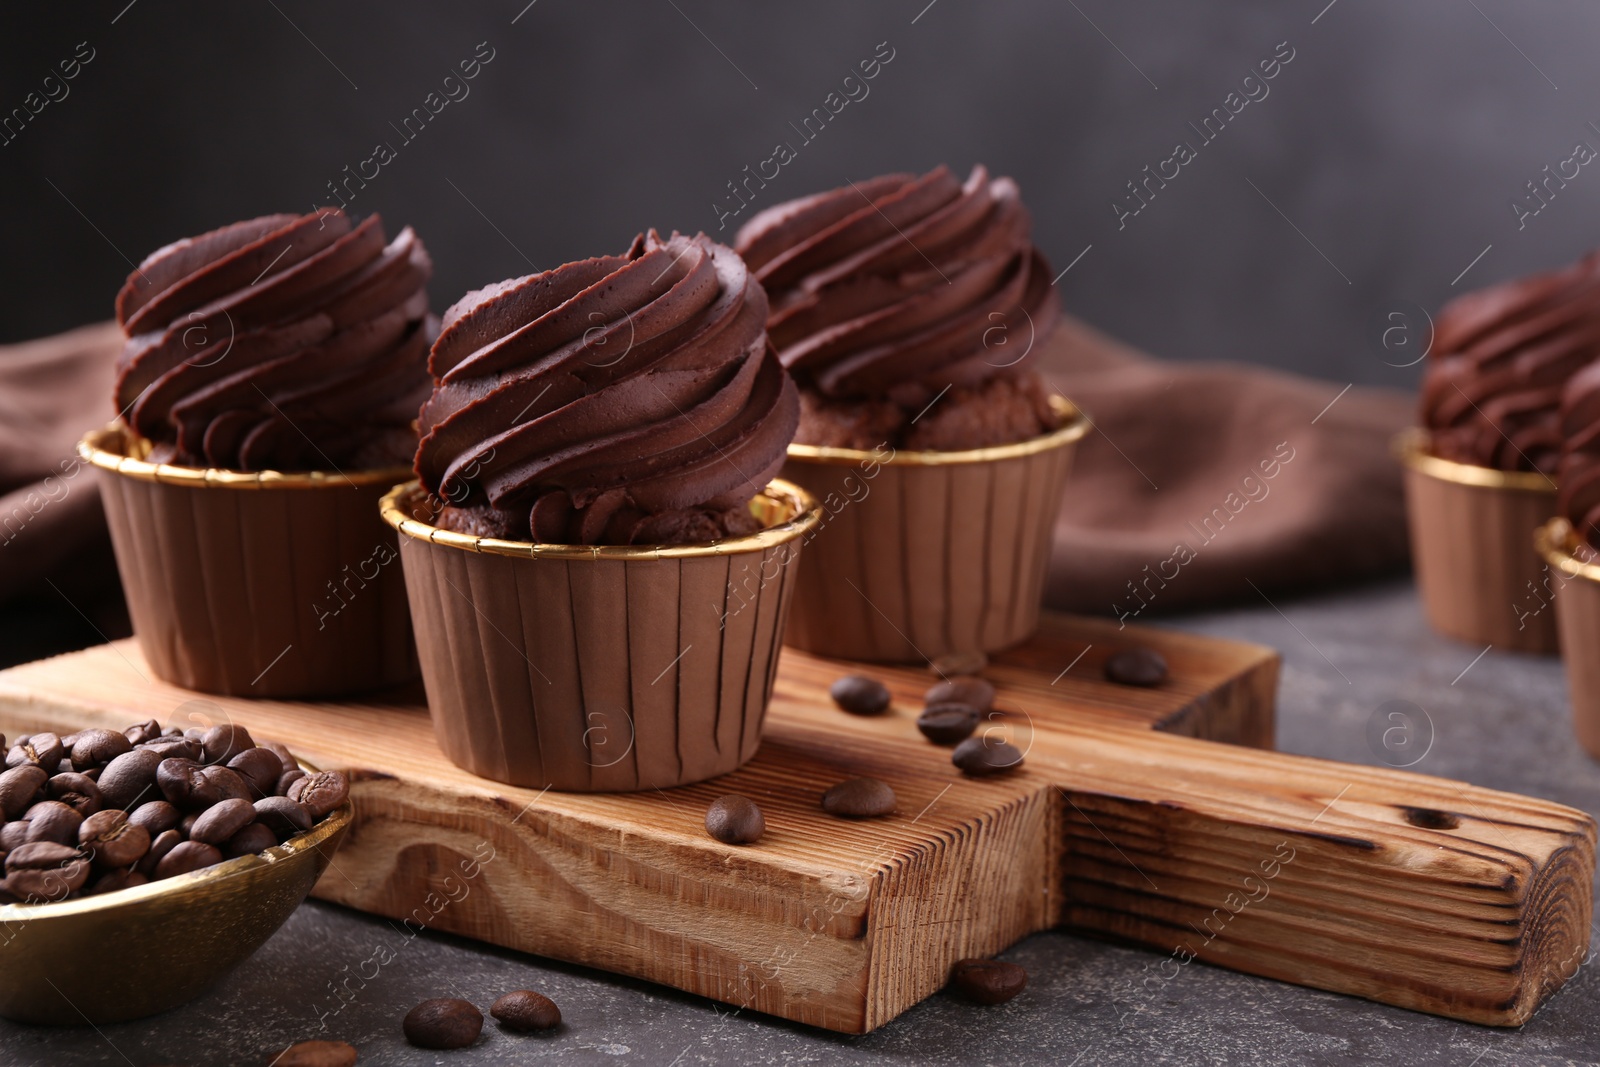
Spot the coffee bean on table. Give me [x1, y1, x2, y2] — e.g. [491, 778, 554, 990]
[952, 736, 1024, 777]
[270, 1038, 358, 1067]
[288, 771, 349, 819]
[96, 749, 163, 810]
[925, 677, 995, 712]
[491, 989, 561, 1031]
[403, 997, 483, 1049]
[0, 765, 47, 818]
[78, 809, 151, 868]
[153, 839, 223, 880]
[25, 800, 83, 846]
[1104, 647, 1168, 687]
[704, 795, 765, 845]
[917, 703, 980, 745]
[948, 958, 1028, 1004]
[829, 675, 890, 716]
[189, 798, 256, 846]
[821, 777, 896, 818]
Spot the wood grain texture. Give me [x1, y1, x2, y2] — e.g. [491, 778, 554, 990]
[0, 615, 1589, 1032]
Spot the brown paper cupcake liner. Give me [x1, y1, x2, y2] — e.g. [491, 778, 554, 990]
[1395, 429, 1560, 655]
[79, 424, 418, 697]
[1536, 518, 1600, 758]
[381, 479, 821, 791]
[779, 394, 1088, 664]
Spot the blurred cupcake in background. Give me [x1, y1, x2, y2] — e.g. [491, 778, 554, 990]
[79, 208, 433, 696]
[735, 164, 1088, 663]
[389, 230, 818, 791]
[1402, 251, 1600, 654]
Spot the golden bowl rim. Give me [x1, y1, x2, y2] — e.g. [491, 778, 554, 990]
[1392, 427, 1558, 493]
[77, 423, 412, 490]
[1535, 517, 1600, 584]
[380, 478, 822, 561]
[784, 392, 1088, 467]
[0, 793, 352, 922]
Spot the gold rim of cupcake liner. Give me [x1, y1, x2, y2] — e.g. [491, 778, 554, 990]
[785, 393, 1088, 467]
[1392, 427, 1557, 493]
[381, 478, 822, 561]
[1535, 517, 1600, 584]
[77, 424, 413, 490]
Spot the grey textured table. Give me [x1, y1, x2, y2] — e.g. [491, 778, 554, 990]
[4, 579, 1598, 1067]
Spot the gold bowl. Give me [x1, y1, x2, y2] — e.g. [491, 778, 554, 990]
[0, 790, 352, 1024]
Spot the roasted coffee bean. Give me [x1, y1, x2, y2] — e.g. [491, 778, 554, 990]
[704, 795, 765, 845]
[124, 719, 163, 746]
[260, 739, 297, 767]
[227, 748, 284, 798]
[1103, 647, 1168, 687]
[139, 736, 200, 762]
[71, 729, 132, 770]
[153, 840, 223, 880]
[79, 810, 151, 868]
[24, 800, 83, 846]
[0, 765, 47, 818]
[48, 772, 104, 816]
[156, 759, 212, 809]
[490, 989, 561, 1031]
[948, 958, 1028, 1004]
[929, 650, 988, 677]
[271, 1039, 359, 1067]
[226, 822, 279, 858]
[829, 675, 891, 715]
[97, 749, 163, 810]
[820, 777, 896, 818]
[4, 858, 89, 901]
[403, 997, 483, 1049]
[6, 840, 81, 871]
[951, 736, 1024, 777]
[179, 812, 201, 838]
[917, 703, 980, 745]
[254, 796, 313, 840]
[184, 727, 206, 742]
[190, 798, 256, 846]
[88, 868, 148, 896]
[6, 732, 63, 770]
[127, 800, 181, 835]
[926, 677, 996, 712]
[288, 771, 349, 819]
[277, 768, 307, 796]
[203, 765, 252, 805]
[200, 724, 255, 766]
[138, 829, 181, 877]
[0, 821, 27, 850]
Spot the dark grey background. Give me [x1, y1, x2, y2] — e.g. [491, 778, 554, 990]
[5, 0, 1600, 392]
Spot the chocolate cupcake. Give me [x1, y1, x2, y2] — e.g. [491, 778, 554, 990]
[388, 231, 818, 791]
[1402, 251, 1600, 654]
[734, 165, 1088, 663]
[79, 209, 432, 696]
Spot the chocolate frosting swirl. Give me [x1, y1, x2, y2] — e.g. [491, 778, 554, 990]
[1559, 361, 1600, 546]
[113, 209, 434, 471]
[1420, 251, 1600, 474]
[732, 164, 1057, 400]
[414, 230, 799, 546]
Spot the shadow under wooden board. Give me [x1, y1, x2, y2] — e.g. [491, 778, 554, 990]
[0, 612, 1591, 1034]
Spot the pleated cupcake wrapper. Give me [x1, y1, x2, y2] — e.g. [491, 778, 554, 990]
[1395, 429, 1560, 655]
[780, 395, 1089, 664]
[78, 424, 418, 698]
[1536, 519, 1600, 759]
[382, 480, 820, 792]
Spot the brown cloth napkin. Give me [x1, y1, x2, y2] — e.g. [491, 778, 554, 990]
[1036, 315, 1413, 618]
[0, 317, 1412, 625]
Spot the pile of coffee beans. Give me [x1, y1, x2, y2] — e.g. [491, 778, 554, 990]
[0, 720, 348, 905]
[403, 989, 561, 1049]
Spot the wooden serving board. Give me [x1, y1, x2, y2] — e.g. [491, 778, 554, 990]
[0, 614, 1591, 1034]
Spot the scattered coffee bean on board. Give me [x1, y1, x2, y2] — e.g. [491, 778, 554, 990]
[270, 1038, 359, 1067]
[829, 675, 891, 715]
[491, 989, 562, 1031]
[952, 736, 1024, 776]
[1104, 647, 1168, 687]
[929, 650, 987, 677]
[704, 795, 765, 845]
[917, 703, 981, 745]
[949, 958, 1028, 1004]
[925, 677, 995, 712]
[821, 777, 896, 818]
[403, 997, 483, 1049]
